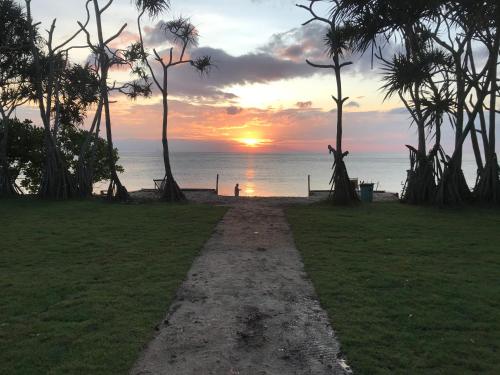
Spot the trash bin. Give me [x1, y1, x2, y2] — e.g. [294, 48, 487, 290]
[360, 183, 375, 203]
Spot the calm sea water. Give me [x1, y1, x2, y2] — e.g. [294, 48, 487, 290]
[98, 152, 479, 197]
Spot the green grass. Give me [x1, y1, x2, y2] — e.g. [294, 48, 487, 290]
[0, 199, 226, 375]
[287, 202, 500, 375]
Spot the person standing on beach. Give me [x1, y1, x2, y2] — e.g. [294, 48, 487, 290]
[234, 183, 241, 197]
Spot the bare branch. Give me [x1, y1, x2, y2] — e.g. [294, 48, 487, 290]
[306, 59, 334, 69]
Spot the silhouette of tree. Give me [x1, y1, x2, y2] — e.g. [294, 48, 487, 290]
[135, 0, 212, 202]
[25, 0, 94, 199]
[331, 0, 499, 205]
[1, 118, 122, 194]
[298, 1, 358, 205]
[0, 0, 32, 197]
[59, 63, 101, 198]
[78, 0, 152, 201]
[467, 1, 500, 203]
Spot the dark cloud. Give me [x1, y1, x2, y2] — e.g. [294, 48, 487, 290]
[191, 47, 317, 86]
[258, 23, 329, 64]
[226, 106, 243, 115]
[142, 22, 398, 102]
[296, 101, 312, 109]
[142, 22, 322, 101]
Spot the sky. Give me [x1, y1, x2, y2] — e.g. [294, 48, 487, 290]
[17, 0, 466, 154]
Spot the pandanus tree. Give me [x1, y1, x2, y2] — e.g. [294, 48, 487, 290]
[330, 0, 498, 205]
[378, 44, 454, 204]
[78, 0, 151, 201]
[471, 1, 500, 203]
[25, 0, 94, 199]
[424, 1, 490, 205]
[59, 63, 101, 198]
[135, 0, 212, 202]
[341, 0, 445, 204]
[2, 117, 122, 193]
[298, 0, 358, 204]
[0, 0, 32, 197]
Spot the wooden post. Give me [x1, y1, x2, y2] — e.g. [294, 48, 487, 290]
[216, 174, 219, 195]
[308, 174, 311, 197]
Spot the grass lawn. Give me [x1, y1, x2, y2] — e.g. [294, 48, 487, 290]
[287, 202, 500, 375]
[0, 199, 226, 375]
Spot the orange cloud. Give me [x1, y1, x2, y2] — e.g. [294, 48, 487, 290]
[102, 96, 415, 153]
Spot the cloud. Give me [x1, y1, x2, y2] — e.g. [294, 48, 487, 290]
[103, 97, 419, 153]
[345, 101, 360, 108]
[296, 101, 312, 109]
[138, 22, 401, 102]
[141, 22, 324, 101]
[258, 23, 329, 64]
[226, 106, 243, 115]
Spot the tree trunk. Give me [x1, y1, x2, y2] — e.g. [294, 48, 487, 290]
[77, 99, 103, 198]
[160, 87, 185, 202]
[401, 145, 436, 205]
[93, 0, 129, 202]
[38, 129, 76, 199]
[475, 28, 500, 204]
[0, 116, 17, 197]
[102, 68, 129, 201]
[328, 58, 358, 205]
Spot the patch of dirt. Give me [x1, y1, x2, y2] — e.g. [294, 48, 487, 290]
[131, 201, 352, 375]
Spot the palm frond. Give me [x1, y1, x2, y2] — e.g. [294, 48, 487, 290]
[163, 17, 199, 47]
[132, 0, 169, 18]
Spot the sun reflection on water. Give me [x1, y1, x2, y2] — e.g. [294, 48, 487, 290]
[244, 182, 256, 196]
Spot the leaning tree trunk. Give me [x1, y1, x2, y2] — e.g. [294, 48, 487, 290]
[0, 117, 18, 197]
[434, 56, 472, 206]
[328, 58, 358, 205]
[77, 99, 103, 198]
[475, 29, 500, 204]
[102, 88, 129, 201]
[92, 0, 129, 202]
[160, 91, 185, 202]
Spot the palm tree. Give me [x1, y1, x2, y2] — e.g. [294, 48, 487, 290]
[135, 0, 212, 202]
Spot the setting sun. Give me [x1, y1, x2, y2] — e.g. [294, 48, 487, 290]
[240, 138, 260, 147]
[237, 138, 272, 148]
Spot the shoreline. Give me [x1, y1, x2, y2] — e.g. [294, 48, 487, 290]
[129, 189, 400, 205]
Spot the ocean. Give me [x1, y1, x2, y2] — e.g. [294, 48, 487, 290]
[97, 152, 480, 197]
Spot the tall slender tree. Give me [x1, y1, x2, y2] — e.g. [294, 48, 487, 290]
[135, 0, 212, 201]
[298, 0, 358, 204]
[78, 0, 151, 201]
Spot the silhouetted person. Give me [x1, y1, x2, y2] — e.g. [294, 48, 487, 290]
[234, 183, 241, 197]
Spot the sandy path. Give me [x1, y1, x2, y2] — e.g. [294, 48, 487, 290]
[131, 201, 351, 375]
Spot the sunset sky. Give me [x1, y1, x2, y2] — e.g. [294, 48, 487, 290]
[19, 0, 458, 153]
